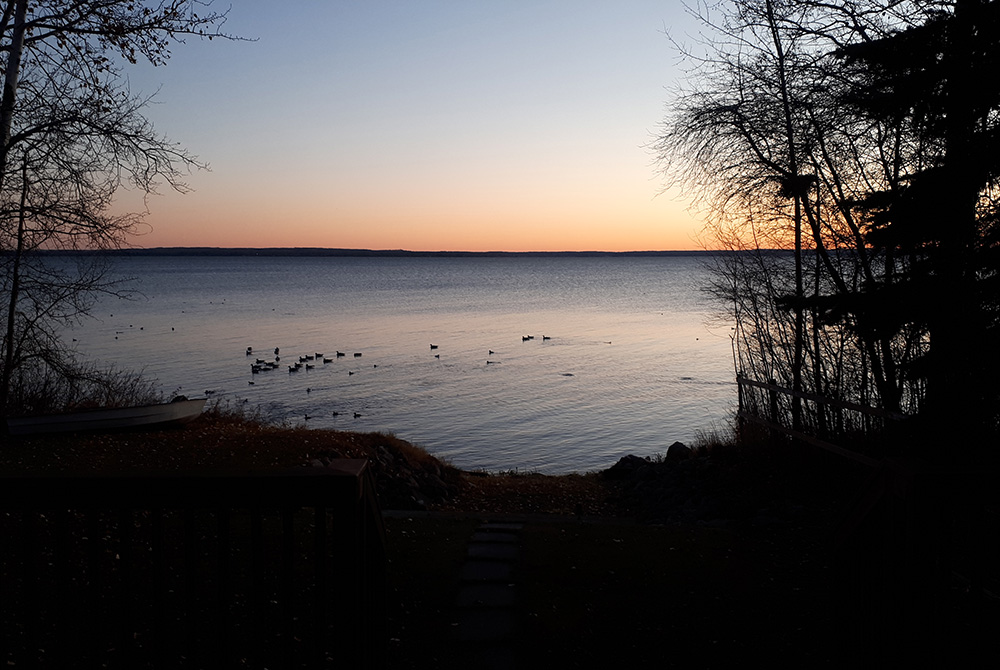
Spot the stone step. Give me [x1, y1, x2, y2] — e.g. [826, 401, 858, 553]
[468, 541, 519, 561]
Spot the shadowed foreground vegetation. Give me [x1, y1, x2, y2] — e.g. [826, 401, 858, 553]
[1, 411, 996, 667]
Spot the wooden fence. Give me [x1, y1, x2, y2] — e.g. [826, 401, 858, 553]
[736, 374, 907, 467]
[0, 461, 386, 669]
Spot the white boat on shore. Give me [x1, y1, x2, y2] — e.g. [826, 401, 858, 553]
[5, 397, 208, 436]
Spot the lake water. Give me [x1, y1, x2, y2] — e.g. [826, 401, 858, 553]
[66, 253, 736, 474]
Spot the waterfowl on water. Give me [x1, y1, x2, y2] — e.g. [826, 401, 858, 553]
[336, 351, 345, 357]
[430, 344, 438, 349]
[354, 352, 362, 357]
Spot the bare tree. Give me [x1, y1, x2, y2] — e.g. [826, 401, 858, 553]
[655, 1, 941, 449]
[0, 1, 237, 413]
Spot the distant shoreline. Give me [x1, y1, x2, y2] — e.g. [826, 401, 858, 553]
[32, 247, 782, 258]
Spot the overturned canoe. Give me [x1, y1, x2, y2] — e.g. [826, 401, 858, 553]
[6, 397, 208, 436]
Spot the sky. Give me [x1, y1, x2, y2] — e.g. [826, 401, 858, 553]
[117, 1, 706, 252]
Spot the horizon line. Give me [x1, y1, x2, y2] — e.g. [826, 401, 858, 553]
[120, 246, 713, 255]
[32, 246, 788, 257]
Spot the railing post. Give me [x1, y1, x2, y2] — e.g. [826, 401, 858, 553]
[768, 377, 780, 440]
[737, 375, 746, 440]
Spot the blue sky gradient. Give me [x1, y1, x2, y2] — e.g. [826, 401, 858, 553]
[119, 1, 704, 251]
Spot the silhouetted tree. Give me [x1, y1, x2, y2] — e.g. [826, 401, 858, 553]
[657, 1, 1000, 454]
[658, 1, 879, 410]
[0, 1, 235, 413]
[837, 0, 1000, 451]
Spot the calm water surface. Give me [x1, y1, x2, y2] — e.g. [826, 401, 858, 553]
[68, 254, 735, 474]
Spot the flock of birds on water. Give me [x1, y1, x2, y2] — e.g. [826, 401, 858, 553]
[241, 335, 588, 421]
[244, 334, 564, 375]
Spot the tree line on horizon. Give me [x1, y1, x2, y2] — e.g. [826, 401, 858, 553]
[657, 0, 999, 460]
[20, 247, 722, 257]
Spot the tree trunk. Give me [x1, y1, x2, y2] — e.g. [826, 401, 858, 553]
[764, 0, 804, 432]
[1, 155, 30, 411]
[0, 0, 29, 193]
[931, 0, 984, 451]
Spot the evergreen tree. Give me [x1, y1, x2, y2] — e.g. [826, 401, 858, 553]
[839, 0, 1000, 454]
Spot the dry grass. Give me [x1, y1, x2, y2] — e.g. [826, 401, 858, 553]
[439, 471, 627, 517]
[1, 412, 405, 474]
[0, 412, 630, 517]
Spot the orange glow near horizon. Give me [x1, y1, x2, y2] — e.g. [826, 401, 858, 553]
[123, 167, 708, 252]
[130, 197, 706, 252]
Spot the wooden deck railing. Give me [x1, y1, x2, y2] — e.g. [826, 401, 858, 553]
[0, 461, 386, 669]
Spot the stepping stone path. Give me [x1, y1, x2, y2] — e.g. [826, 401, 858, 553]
[451, 521, 523, 669]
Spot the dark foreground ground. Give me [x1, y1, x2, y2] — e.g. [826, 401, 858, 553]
[1, 411, 995, 667]
[383, 513, 844, 668]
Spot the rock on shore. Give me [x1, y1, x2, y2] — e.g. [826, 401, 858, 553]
[311, 441, 460, 510]
[603, 444, 837, 528]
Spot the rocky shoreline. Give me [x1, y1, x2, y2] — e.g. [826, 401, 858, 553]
[0, 412, 859, 527]
[311, 429, 858, 533]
